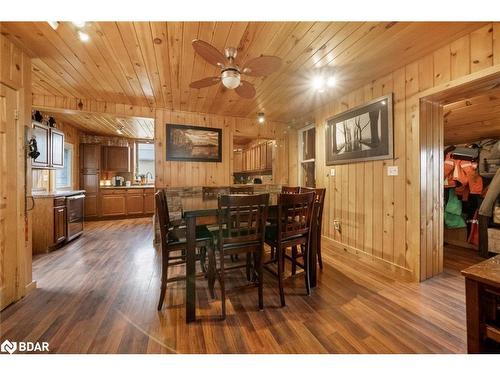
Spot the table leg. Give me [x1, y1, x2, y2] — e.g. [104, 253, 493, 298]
[465, 278, 482, 353]
[186, 215, 196, 323]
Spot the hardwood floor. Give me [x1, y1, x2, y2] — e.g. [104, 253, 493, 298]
[0, 218, 484, 353]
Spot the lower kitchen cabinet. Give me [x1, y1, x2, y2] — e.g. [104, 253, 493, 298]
[53, 205, 67, 244]
[99, 188, 154, 218]
[101, 192, 127, 216]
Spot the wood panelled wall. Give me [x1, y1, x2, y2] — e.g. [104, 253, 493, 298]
[155, 109, 290, 188]
[298, 23, 500, 281]
[0, 33, 33, 307]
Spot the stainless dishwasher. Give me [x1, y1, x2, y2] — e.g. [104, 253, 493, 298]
[66, 194, 85, 241]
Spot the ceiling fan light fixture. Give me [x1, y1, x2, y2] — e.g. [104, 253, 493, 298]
[221, 69, 241, 89]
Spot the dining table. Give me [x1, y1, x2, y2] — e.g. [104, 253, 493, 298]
[168, 190, 320, 323]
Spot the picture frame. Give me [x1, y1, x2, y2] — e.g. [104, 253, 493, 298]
[165, 123, 222, 162]
[325, 94, 394, 165]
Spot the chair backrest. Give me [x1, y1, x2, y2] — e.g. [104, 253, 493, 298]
[300, 187, 326, 231]
[202, 186, 229, 199]
[155, 189, 171, 249]
[281, 186, 300, 194]
[229, 185, 254, 194]
[277, 192, 315, 241]
[217, 193, 269, 248]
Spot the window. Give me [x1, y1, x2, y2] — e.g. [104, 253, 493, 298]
[298, 125, 316, 187]
[55, 143, 73, 190]
[136, 142, 155, 181]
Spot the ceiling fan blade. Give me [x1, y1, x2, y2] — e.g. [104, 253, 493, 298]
[192, 39, 226, 68]
[189, 76, 221, 89]
[242, 56, 282, 77]
[235, 81, 256, 99]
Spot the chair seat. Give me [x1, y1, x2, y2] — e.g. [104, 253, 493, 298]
[264, 224, 306, 245]
[167, 225, 213, 245]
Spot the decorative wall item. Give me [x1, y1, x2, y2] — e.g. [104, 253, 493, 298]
[166, 124, 222, 162]
[325, 94, 393, 165]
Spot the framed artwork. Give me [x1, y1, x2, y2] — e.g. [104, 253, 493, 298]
[166, 124, 222, 162]
[325, 94, 393, 165]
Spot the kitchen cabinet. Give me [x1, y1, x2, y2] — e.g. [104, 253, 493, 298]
[32, 122, 50, 167]
[80, 144, 101, 219]
[101, 190, 127, 216]
[234, 150, 243, 172]
[102, 146, 130, 172]
[50, 128, 64, 168]
[31, 122, 65, 169]
[234, 141, 273, 174]
[53, 204, 67, 244]
[127, 190, 145, 215]
[144, 190, 155, 214]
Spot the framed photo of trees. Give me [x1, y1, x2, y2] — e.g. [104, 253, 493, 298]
[325, 94, 393, 165]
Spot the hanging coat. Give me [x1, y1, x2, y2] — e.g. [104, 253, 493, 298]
[444, 189, 466, 228]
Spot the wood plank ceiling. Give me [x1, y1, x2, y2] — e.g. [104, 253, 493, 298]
[444, 88, 500, 145]
[0, 21, 487, 123]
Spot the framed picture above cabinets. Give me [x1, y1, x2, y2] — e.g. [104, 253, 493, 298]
[31, 121, 65, 169]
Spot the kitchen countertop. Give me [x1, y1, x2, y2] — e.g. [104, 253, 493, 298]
[100, 185, 155, 189]
[32, 190, 86, 198]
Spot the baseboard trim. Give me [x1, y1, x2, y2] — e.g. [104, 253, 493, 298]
[25, 280, 37, 294]
[321, 235, 416, 282]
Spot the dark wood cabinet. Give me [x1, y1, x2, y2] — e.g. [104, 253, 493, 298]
[50, 128, 64, 168]
[32, 122, 65, 169]
[80, 144, 100, 219]
[32, 122, 50, 168]
[102, 146, 130, 172]
[53, 205, 67, 244]
[81, 144, 101, 172]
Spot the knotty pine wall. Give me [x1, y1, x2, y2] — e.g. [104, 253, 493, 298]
[0, 33, 33, 304]
[154, 109, 290, 188]
[293, 23, 500, 281]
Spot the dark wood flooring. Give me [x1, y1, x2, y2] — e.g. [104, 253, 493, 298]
[0, 218, 484, 353]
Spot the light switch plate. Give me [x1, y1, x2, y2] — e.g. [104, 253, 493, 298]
[387, 166, 398, 176]
[330, 168, 336, 177]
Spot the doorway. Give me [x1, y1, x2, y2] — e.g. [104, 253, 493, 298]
[419, 72, 500, 280]
[298, 124, 316, 187]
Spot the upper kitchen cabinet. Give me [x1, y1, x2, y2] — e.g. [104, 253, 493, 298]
[102, 146, 130, 172]
[31, 122, 65, 169]
[80, 144, 101, 172]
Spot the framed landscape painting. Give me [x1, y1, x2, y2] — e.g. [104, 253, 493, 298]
[325, 94, 393, 165]
[166, 124, 222, 162]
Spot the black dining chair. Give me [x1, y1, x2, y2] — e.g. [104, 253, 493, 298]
[281, 186, 300, 194]
[155, 190, 213, 310]
[264, 192, 315, 307]
[298, 187, 326, 270]
[209, 193, 269, 319]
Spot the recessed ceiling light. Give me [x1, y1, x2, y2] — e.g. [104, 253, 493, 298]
[313, 76, 324, 91]
[326, 76, 336, 87]
[78, 31, 90, 42]
[47, 21, 59, 30]
[257, 112, 265, 124]
[72, 21, 86, 28]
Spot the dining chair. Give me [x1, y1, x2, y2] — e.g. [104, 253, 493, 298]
[209, 193, 269, 319]
[264, 192, 315, 307]
[155, 190, 213, 310]
[298, 187, 326, 270]
[229, 186, 254, 194]
[281, 186, 300, 194]
[202, 186, 230, 199]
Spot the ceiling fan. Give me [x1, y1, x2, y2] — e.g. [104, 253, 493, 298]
[189, 39, 282, 99]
